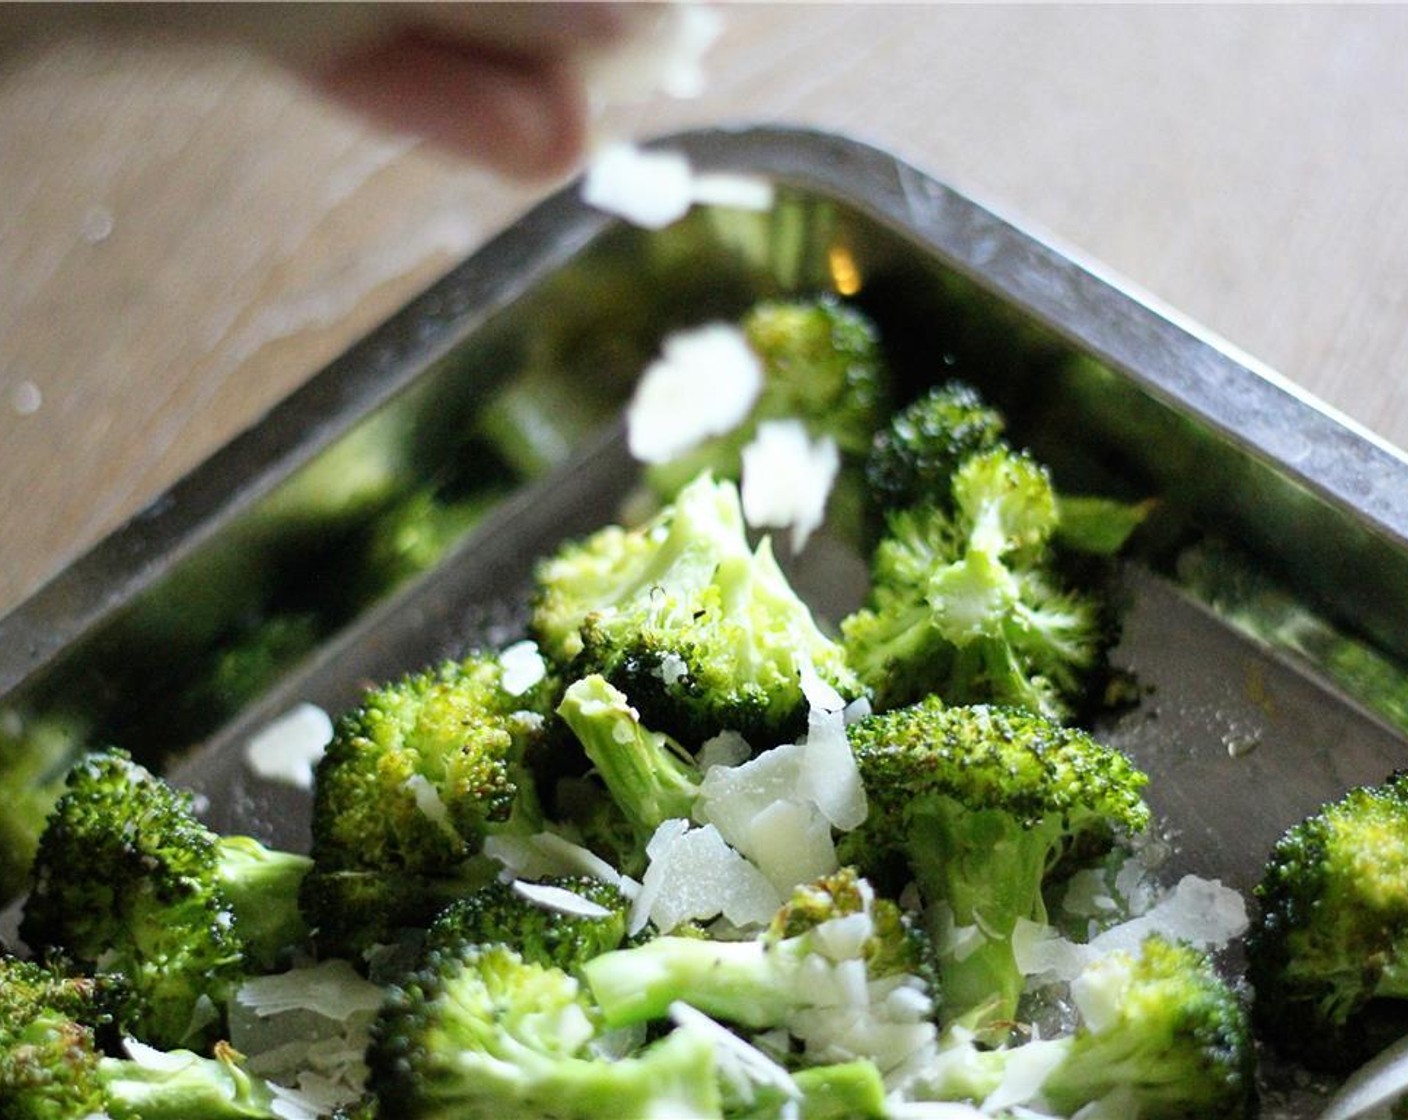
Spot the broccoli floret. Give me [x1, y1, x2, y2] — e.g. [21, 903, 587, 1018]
[531, 473, 863, 745]
[423, 875, 630, 973]
[864, 381, 1007, 515]
[645, 296, 890, 499]
[19, 750, 311, 1052]
[842, 446, 1110, 720]
[1041, 935, 1254, 1118]
[366, 942, 725, 1119]
[837, 698, 1150, 1038]
[0, 954, 293, 1120]
[1246, 772, 1408, 1072]
[582, 868, 938, 1086]
[296, 859, 501, 965]
[555, 674, 701, 874]
[914, 935, 1253, 1118]
[308, 648, 559, 878]
[0, 708, 89, 905]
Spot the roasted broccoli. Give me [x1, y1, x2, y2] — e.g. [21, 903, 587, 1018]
[366, 941, 725, 1119]
[914, 935, 1254, 1118]
[1246, 771, 1408, 1072]
[300, 646, 561, 960]
[555, 674, 702, 874]
[422, 874, 630, 973]
[864, 380, 1008, 516]
[0, 707, 90, 904]
[0, 953, 299, 1120]
[836, 697, 1150, 1038]
[644, 295, 890, 499]
[531, 472, 862, 745]
[582, 868, 939, 1087]
[842, 446, 1112, 720]
[19, 749, 311, 1051]
[308, 648, 559, 878]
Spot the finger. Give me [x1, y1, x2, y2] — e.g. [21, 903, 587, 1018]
[311, 29, 589, 180]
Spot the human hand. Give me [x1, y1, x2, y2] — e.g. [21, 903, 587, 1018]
[297, 3, 634, 180]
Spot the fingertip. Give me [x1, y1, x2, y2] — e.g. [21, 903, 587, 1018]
[310, 31, 589, 181]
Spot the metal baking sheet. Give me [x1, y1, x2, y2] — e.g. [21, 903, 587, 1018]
[5, 126, 1408, 1115]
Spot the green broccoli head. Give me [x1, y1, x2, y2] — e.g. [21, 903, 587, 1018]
[646, 296, 890, 498]
[367, 942, 724, 1119]
[0, 955, 287, 1120]
[423, 875, 630, 974]
[0, 708, 90, 905]
[842, 447, 1109, 721]
[298, 860, 499, 965]
[309, 648, 559, 877]
[864, 381, 1007, 514]
[20, 750, 311, 1051]
[913, 935, 1253, 1119]
[1040, 935, 1255, 1119]
[531, 473, 863, 745]
[1246, 772, 1408, 1072]
[555, 675, 701, 874]
[837, 698, 1150, 1037]
[0, 955, 112, 1120]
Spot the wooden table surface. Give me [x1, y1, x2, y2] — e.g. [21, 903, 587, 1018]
[5, 3, 1408, 619]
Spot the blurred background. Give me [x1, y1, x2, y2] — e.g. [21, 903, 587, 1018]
[4, 3, 1408, 618]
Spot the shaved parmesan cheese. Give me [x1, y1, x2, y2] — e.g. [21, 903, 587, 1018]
[698, 729, 752, 770]
[669, 1001, 801, 1103]
[512, 879, 614, 919]
[1088, 874, 1247, 956]
[746, 797, 838, 894]
[583, 142, 696, 230]
[799, 658, 845, 713]
[498, 639, 546, 696]
[799, 702, 867, 831]
[981, 1040, 1070, 1113]
[1015, 875, 1248, 983]
[582, 2, 724, 105]
[630, 820, 779, 935]
[235, 960, 383, 1021]
[483, 831, 641, 899]
[245, 703, 333, 790]
[690, 171, 776, 212]
[404, 774, 458, 838]
[740, 421, 840, 552]
[625, 322, 763, 463]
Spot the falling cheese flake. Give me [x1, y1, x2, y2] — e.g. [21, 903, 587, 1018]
[244, 703, 334, 790]
[581, 142, 773, 232]
[740, 420, 840, 552]
[625, 322, 763, 464]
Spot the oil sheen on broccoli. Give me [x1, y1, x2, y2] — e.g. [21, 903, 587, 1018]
[1246, 771, 1408, 1072]
[843, 446, 1112, 721]
[0, 953, 296, 1120]
[531, 473, 862, 746]
[19, 749, 311, 1051]
[914, 934, 1254, 1119]
[302, 646, 560, 958]
[837, 696, 1150, 1038]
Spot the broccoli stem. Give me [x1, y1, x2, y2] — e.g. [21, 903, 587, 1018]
[214, 837, 312, 971]
[791, 1061, 889, 1119]
[584, 936, 807, 1031]
[98, 1043, 283, 1120]
[557, 675, 700, 855]
[906, 803, 1064, 1035]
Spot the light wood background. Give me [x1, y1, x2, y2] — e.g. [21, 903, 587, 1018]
[5, 3, 1408, 619]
